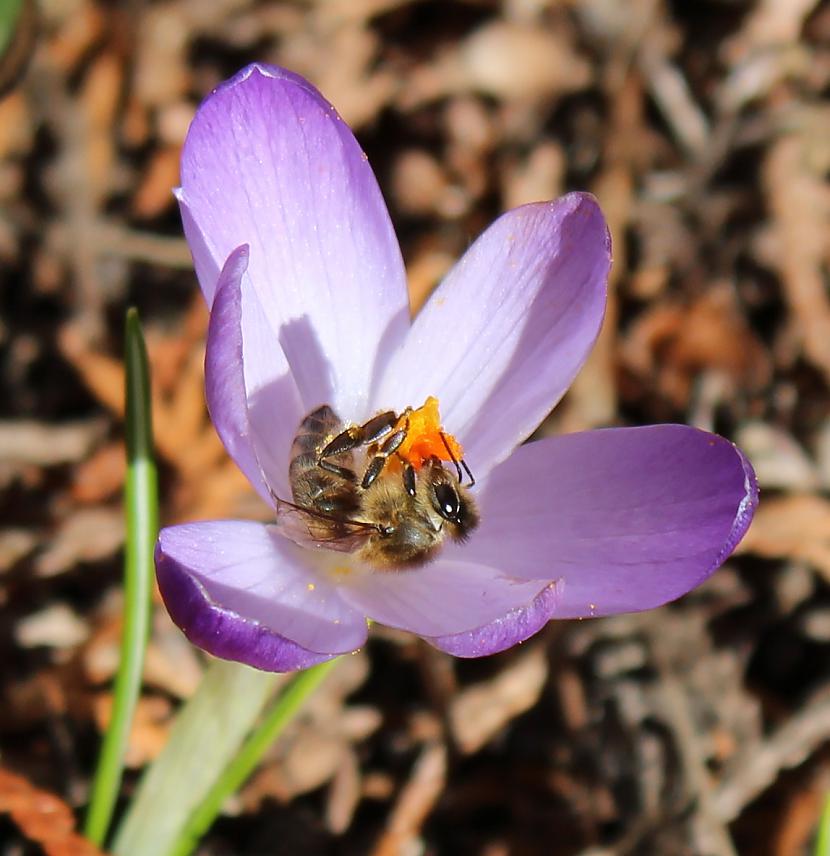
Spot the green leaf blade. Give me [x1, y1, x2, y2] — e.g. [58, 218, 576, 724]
[85, 308, 158, 846]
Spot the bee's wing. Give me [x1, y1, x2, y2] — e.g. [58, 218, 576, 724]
[274, 497, 375, 554]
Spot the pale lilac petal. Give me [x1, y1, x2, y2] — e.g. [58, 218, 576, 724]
[205, 245, 269, 503]
[156, 521, 368, 662]
[238, 277, 304, 499]
[179, 63, 410, 417]
[338, 561, 551, 637]
[157, 547, 334, 672]
[426, 581, 560, 657]
[205, 245, 303, 500]
[374, 193, 610, 476]
[455, 426, 757, 617]
[176, 194, 220, 308]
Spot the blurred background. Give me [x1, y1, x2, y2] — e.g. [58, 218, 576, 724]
[0, 1, 828, 854]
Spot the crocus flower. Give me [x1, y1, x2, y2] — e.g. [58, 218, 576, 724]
[156, 63, 757, 672]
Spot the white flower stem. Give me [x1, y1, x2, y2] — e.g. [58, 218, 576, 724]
[111, 658, 283, 856]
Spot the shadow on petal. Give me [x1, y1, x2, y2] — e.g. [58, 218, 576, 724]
[277, 314, 336, 414]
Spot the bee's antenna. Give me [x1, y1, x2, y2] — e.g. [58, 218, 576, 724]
[440, 432, 475, 487]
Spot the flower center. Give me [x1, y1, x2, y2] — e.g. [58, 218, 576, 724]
[280, 396, 477, 572]
[388, 396, 464, 473]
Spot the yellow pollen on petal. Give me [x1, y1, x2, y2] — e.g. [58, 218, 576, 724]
[394, 396, 463, 470]
[307, 582, 316, 591]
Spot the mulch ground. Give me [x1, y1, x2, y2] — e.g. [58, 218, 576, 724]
[1, 1, 829, 854]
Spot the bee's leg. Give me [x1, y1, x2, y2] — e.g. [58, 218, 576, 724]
[317, 459, 358, 482]
[319, 411, 398, 458]
[402, 462, 416, 497]
[439, 431, 475, 486]
[362, 411, 412, 489]
[318, 411, 399, 480]
[360, 411, 401, 444]
[361, 427, 408, 489]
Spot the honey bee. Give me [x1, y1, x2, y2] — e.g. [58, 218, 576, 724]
[276, 401, 479, 570]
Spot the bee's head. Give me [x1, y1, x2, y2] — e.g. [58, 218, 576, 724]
[420, 460, 479, 542]
[359, 462, 479, 569]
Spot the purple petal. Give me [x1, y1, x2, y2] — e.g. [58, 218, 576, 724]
[338, 560, 552, 637]
[426, 581, 560, 657]
[179, 63, 410, 417]
[455, 426, 757, 617]
[204, 244, 304, 499]
[156, 521, 368, 668]
[157, 548, 333, 672]
[238, 280, 305, 499]
[205, 245, 273, 502]
[374, 193, 610, 477]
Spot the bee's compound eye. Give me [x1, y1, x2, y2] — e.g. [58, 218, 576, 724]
[379, 525, 396, 537]
[434, 483, 461, 521]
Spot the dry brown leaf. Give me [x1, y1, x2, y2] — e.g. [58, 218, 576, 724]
[718, 44, 811, 114]
[392, 149, 449, 216]
[326, 746, 362, 834]
[723, 0, 821, 62]
[81, 612, 124, 685]
[15, 604, 89, 649]
[132, 5, 191, 108]
[35, 507, 125, 578]
[70, 441, 126, 504]
[449, 646, 548, 754]
[771, 780, 826, 856]
[0, 766, 105, 856]
[280, 25, 396, 129]
[120, 94, 151, 149]
[738, 494, 830, 580]
[371, 742, 447, 856]
[714, 690, 830, 823]
[143, 611, 204, 698]
[145, 295, 208, 394]
[44, 0, 106, 74]
[157, 101, 196, 147]
[93, 693, 173, 767]
[83, 606, 202, 698]
[638, 40, 709, 157]
[735, 422, 819, 491]
[0, 527, 38, 573]
[621, 286, 771, 408]
[172, 456, 256, 522]
[460, 22, 591, 101]
[763, 124, 830, 383]
[59, 326, 124, 416]
[400, 20, 591, 109]
[269, 730, 349, 800]
[816, 419, 830, 490]
[79, 52, 123, 203]
[131, 144, 181, 219]
[0, 92, 33, 159]
[500, 140, 565, 211]
[0, 419, 105, 466]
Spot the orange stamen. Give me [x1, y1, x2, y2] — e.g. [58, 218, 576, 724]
[394, 397, 463, 470]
